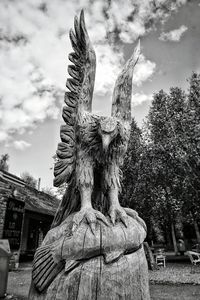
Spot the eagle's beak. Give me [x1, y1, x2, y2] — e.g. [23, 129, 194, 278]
[102, 134, 111, 152]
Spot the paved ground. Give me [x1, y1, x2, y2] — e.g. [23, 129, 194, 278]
[7, 269, 31, 299]
[5, 267, 200, 300]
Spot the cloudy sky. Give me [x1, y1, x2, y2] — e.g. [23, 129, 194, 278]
[0, 0, 200, 189]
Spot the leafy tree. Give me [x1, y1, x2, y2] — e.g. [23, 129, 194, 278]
[121, 119, 164, 243]
[20, 172, 37, 188]
[181, 73, 200, 242]
[52, 154, 67, 199]
[0, 153, 9, 171]
[121, 73, 200, 250]
[121, 119, 142, 207]
[54, 183, 67, 200]
[42, 187, 56, 197]
[141, 88, 187, 251]
[42, 186, 65, 200]
[145, 78, 200, 248]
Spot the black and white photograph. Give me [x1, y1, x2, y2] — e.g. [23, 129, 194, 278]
[0, 0, 200, 299]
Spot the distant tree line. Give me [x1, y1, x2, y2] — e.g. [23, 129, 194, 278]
[121, 72, 200, 252]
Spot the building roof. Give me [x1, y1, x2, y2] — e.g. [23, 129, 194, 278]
[0, 170, 25, 186]
[0, 170, 59, 216]
[24, 187, 59, 216]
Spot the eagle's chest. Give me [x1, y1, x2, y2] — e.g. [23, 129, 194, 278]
[79, 125, 100, 148]
[78, 114, 101, 149]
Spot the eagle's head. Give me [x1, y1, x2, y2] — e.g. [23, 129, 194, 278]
[98, 117, 118, 152]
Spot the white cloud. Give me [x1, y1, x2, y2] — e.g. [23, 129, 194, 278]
[106, 0, 188, 43]
[0, 131, 9, 142]
[159, 25, 188, 42]
[0, 0, 187, 143]
[95, 44, 123, 96]
[13, 140, 31, 150]
[132, 93, 153, 107]
[132, 54, 156, 86]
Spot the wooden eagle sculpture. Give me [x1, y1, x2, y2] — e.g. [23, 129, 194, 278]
[52, 10, 140, 233]
[29, 11, 150, 299]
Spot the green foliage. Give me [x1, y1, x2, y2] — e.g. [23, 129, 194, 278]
[0, 153, 9, 171]
[122, 72, 200, 245]
[42, 184, 67, 200]
[20, 172, 37, 188]
[121, 119, 142, 207]
[42, 187, 56, 197]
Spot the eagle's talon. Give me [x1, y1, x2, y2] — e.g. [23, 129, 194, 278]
[88, 221, 96, 235]
[124, 208, 138, 219]
[124, 208, 147, 232]
[119, 213, 128, 228]
[72, 207, 108, 234]
[109, 205, 128, 227]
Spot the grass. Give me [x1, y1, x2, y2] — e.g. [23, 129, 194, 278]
[149, 262, 200, 285]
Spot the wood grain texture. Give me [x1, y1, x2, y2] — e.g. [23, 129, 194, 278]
[30, 9, 150, 300]
[29, 214, 150, 300]
[53, 10, 96, 188]
[52, 11, 141, 230]
[112, 40, 140, 123]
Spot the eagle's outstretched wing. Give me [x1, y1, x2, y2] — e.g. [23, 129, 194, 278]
[111, 40, 140, 123]
[54, 10, 96, 187]
[52, 11, 96, 228]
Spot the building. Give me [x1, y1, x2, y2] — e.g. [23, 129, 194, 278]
[0, 170, 59, 262]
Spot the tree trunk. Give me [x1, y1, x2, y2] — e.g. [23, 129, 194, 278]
[194, 220, 200, 244]
[143, 242, 156, 270]
[166, 229, 172, 248]
[171, 223, 178, 255]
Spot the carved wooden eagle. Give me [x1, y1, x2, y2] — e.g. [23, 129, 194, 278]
[52, 10, 140, 232]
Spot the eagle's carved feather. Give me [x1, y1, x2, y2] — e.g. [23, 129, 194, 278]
[52, 10, 140, 229]
[54, 10, 96, 188]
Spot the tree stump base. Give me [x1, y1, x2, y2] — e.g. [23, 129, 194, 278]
[29, 213, 150, 300]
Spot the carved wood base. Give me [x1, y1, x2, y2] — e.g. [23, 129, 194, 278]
[29, 214, 150, 300]
[30, 248, 149, 300]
